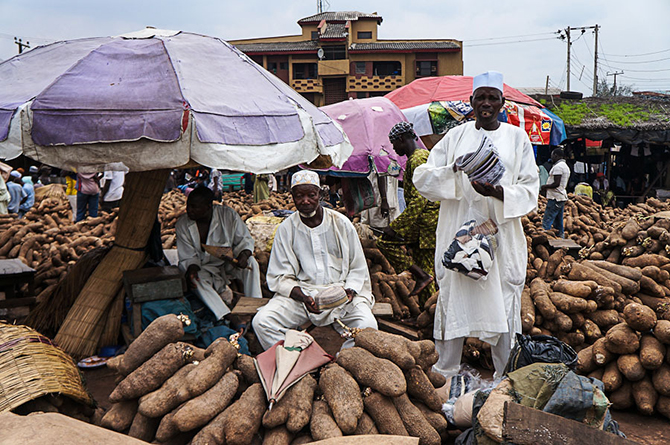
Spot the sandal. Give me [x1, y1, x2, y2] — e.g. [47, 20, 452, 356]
[410, 275, 434, 296]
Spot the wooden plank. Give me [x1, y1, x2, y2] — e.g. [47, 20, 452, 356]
[503, 401, 634, 445]
[548, 238, 581, 250]
[377, 319, 419, 340]
[231, 297, 393, 318]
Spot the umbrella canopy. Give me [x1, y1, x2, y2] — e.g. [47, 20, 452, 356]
[0, 28, 353, 174]
[386, 76, 565, 145]
[254, 330, 332, 406]
[310, 97, 412, 176]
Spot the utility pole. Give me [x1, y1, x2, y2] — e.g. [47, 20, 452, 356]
[561, 25, 598, 92]
[14, 37, 30, 54]
[545, 75, 550, 95]
[607, 71, 624, 95]
[565, 28, 571, 91]
[593, 24, 599, 96]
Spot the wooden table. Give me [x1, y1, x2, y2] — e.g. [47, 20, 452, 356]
[0, 259, 36, 309]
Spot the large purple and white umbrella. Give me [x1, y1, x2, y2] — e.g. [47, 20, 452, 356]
[0, 28, 353, 173]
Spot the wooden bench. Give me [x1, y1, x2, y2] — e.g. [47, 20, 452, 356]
[232, 297, 393, 318]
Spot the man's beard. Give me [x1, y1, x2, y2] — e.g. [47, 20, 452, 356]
[299, 209, 317, 218]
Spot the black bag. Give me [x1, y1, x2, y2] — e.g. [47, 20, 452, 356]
[504, 333, 578, 374]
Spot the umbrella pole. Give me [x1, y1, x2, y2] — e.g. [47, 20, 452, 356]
[54, 169, 170, 358]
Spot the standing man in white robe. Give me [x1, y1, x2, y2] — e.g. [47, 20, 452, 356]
[252, 170, 377, 350]
[413, 71, 539, 378]
[176, 186, 262, 328]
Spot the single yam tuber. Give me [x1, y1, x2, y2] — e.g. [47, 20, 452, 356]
[353, 327, 420, 370]
[262, 374, 317, 433]
[310, 400, 343, 441]
[617, 354, 646, 382]
[623, 302, 657, 332]
[405, 366, 443, 412]
[362, 391, 409, 436]
[336, 347, 406, 397]
[633, 376, 658, 416]
[640, 335, 666, 370]
[393, 393, 441, 445]
[319, 363, 363, 434]
[605, 323, 641, 355]
[100, 399, 138, 432]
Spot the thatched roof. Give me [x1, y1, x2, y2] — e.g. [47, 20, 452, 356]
[550, 97, 670, 145]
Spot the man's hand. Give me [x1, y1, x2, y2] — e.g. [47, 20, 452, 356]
[345, 288, 357, 303]
[290, 286, 321, 314]
[471, 181, 504, 201]
[379, 198, 390, 218]
[382, 225, 399, 240]
[185, 264, 201, 289]
[235, 250, 252, 269]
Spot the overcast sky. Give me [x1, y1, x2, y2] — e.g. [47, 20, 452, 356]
[1, 0, 669, 95]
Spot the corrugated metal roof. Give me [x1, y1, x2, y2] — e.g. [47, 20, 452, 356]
[517, 87, 562, 96]
[320, 23, 347, 39]
[349, 41, 460, 51]
[234, 41, 319, 53]
[299, 11, 382, 24]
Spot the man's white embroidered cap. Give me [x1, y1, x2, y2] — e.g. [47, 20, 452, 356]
[291, 170, 320, 189]
[472, 71, 504, 93]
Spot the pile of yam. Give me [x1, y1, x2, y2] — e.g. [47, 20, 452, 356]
[102, 315, 450, 445]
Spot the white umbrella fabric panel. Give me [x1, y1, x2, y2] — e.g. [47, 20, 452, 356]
[0, 30, 353, 174]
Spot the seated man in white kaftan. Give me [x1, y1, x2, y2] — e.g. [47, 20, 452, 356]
[176, 186, 262, 325]
[252, 170, 377, 350]
[413, 71, 539, 378]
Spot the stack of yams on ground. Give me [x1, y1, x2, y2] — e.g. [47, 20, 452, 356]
[101, 314, 451, 445]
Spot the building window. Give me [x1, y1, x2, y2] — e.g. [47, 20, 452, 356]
[373, 61, 402, 77]
[293, 63, 318, 79]
[268, 62, 278, 74]
[357, 31, 372, 39]
[354, 62, 367, 75]
[323, 45, 346, 60]
[416, 61, 438, 77]
[279, 62, 288, 70]
[311, 31, 319, 40]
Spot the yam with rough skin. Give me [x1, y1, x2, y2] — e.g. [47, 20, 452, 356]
[110, 342, 193, 403]
[640, 335, 666, 370]
[590, 260, 642, 281]
[642, 265, 670, 283]
[155, 406, 181, 442]
[605, 323, 641, 355]
[582, 319, 603, 343]
[128, 411, 160, 442]
[363, 391, 409, 436]
[290, 434, 313, 445]
[617, 354, 646, 382]
[263, 374, 317, 433]
[520, 286, 535, 333]
[405, 366, 443, 412]
[353, 412, 378, 435]
[353, 327, 420, 370]
[587, 310, 620, 330]
[640, 275, 666, 298]
[552, 279, 596, 298]
[234, 352, 261, 384]
[319, 363, 363, 434]
[609, 381, 634, 410]
[192, 383, 266, 445]
[652, 364, 670, 396]
[582, 261, 640, 294]
[549, 292, 589, 314]
[337, 347, 406, 397]
[310, 400, 343, 441]
[633, 376, 658, 416]
[576, 345, 597, 374]
[657, 396, 670, 420]
[593, 337, 616, 366]
[262, 426, 293, 445]
[563, 262, 622, 293]
[530, 278, 556, 320]
[624, 254, 670, 269]
[173, 371, 239, 432]
[623, 303, 657, 332]
[414, 340, 439, 370]
[414, 401, 448, 441]
[425, 369, 446, 388]
[100, 399, 138, 432]
[545, 248, 566, 278]
[602, 361, 624, 392]
[393, 393, 441, 445]
[109, 314, 187, 376]
[654, 320, 670, 344]
[138, 363, 197, 418]
[553, 311, 573, 331]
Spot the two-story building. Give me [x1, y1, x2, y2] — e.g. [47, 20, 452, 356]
[230, 11, 463, 106]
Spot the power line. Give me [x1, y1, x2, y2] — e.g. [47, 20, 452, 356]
[598, 56, 670, 65]
[603, 48, 670, 58]
[464, 36, 560, 47]
[463, 31, 559, 43]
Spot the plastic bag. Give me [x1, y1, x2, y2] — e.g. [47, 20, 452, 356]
[504, 333, 578, 374]
[441, 217, 498, 280]
[340, 177, 377, 217]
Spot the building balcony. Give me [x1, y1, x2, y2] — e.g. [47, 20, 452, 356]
[291, 78, 323, 93]
[318, 59, 350, 76]
[347, 75, 403, 92]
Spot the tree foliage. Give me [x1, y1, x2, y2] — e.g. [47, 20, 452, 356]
[596, 78, 634, 97]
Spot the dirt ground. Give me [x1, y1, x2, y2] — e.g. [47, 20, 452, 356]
[81, 326, 670, 444]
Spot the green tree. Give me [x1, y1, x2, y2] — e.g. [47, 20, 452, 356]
[596, 78, 634, 97]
